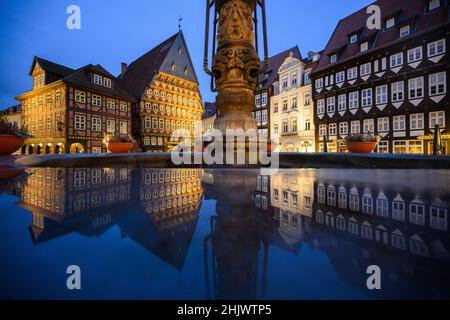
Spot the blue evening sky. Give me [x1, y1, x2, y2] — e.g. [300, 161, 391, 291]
[0, 0, 373, 109]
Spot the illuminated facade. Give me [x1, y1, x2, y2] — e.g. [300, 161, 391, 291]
[16, 168, 203, 269]
[120, 32, 203, 152]
[138, 168, 203, 229]
[270, 170, 314, 243]
[271, 50, 321, 152]
[0, 105, 21, 126]
[311, 0, 449, 154]
[16, 58, 134, 154]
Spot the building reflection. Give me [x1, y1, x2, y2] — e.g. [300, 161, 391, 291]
[308, 170, 450, 298]
[15, 167, 203, 271]
[4, 166, 450, 298]
[204, 169, 450, 299]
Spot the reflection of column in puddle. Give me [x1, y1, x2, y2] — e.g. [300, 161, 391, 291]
[204, 170, 264, 300]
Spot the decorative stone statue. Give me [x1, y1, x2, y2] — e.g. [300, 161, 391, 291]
[204, 0, 268, 134]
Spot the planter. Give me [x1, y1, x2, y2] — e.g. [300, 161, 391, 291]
[346, 141, 378, 153]
[0, 134, 25, 156]
[107, 142, 134, 153]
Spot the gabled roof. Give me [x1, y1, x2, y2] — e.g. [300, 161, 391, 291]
[63, 64, 135, 101]
[314, 0, 450, 73]
[258, 46, 302, 90]
[119, 32, 199, 100]
[30, 56, 74, 77]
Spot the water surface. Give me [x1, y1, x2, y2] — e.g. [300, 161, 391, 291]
[0, 168, 449, 299]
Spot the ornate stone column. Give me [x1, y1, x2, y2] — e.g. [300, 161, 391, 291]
[207, 0, 263, 133]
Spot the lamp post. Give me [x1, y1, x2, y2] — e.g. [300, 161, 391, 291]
[204, 0, 269, 135]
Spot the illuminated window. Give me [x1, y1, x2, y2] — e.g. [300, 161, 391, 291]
[107, 98, 115, 109]
[92, 117, 101, 132]
[75, 90, 86, 103]
[120, 101, 128, 112]
[92, 95, 102, 106]
[103, 78, 112, 88]
[93, 74, 103, 85]
[74, 114, 86, 130]
[107, 119, 115, 133]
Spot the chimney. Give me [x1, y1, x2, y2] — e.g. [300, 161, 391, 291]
[121, 62, 127, 78]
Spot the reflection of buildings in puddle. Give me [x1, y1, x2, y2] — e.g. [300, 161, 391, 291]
[247, 169, 450, 298]
[310, 173, 450, 298]
[15, 168, 203, 270]
[269, 171, 314, 248]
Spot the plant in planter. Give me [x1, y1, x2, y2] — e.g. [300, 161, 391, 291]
[0, 118, 32, 156]
[103, 134, 136, 153]
[345, 132, 381, 154]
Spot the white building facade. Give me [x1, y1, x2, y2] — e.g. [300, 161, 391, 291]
[270, 52, 319, 152]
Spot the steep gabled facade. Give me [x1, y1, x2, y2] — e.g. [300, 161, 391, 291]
[311, 0, 449, 154]
[253, 47, 302, 139]
[120, 32, 203, 152]
[270, 50, 321, 152]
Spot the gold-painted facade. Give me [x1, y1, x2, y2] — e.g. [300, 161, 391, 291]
[15, 168, 203, 245]
[137, 72, 203, 152]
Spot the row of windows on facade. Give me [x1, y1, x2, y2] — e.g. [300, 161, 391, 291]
[143, 117, 196, 132]
[273, 118, 312, 135]
[274, 71, 311, 95]
[74, 90, 129, 112]
[142, 170, 199, 185]
[318, 139, 428, 154]
[273, 188, 312, 209]
[25, 113, 64, 132]
[74, 114, 128, 134]
[141, 184, 200, 201]
[319, 38, 446, 88]
[316, 192, 447, 232]
[318, 110, 445, 137]
[329, 1, 443, 63]
[317, 186, 447, 228]
[316, 211, 443, 255]
[272, 93, 311, 113]
[24, 91, 63, 110]
[141, 102, 201, 119]
[145, 89, 200, 107]
[93, 74, 113, 88]
[72, 190, 129, 213]
[73, 168, 130, 187]
[317, 72, 446, 114]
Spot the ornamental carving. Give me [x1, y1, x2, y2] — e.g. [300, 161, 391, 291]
[217, 0, 255, 45]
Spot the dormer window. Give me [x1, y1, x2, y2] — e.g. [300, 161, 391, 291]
[263, 73, 269, 81]
[184, 67, 189, 75]
[93, 74, 102, 85]
[360, 42, 369, 53]
[104, 78, 112, 88]
[171, 63, 176, 71]
[350, 34, 358, 44]
[386, 17, 395, 29]
[428, 0, 440, 11]
[400, 25, 410, 38]
[330, 54, 337, 64]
